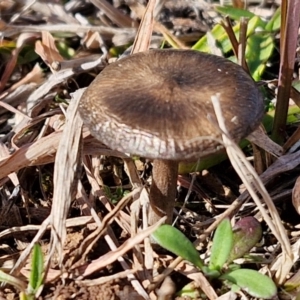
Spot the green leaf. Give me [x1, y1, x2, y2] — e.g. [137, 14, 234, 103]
[28, 244, 44, 294]
[192, 16, 264, 54]
[220, 269, 277, 299]
[265, 7, 281, 31]
[56, 41, 75, 59]
[177, 282, 201, 298]
[151, 225, 203, 269]
[215, 6, 255, 20]
[209, 218, 233, 271]
[245, 31, 275, 81]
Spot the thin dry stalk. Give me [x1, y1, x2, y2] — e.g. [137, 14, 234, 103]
[49, 89, 83, 265]
[89, 0, 135, 28]
[211, 94, 293, 283]
[1, 23, 136, 38]
[131, 0, 157, 54]
[0, 216, 94, 241]
[128, 1, 186, 49]
[74, 188, 142, 263]
[76, 217, 166, 279]
[10, 217, 51, 276]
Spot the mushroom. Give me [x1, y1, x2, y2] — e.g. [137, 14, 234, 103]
[78, 49, 264, 225]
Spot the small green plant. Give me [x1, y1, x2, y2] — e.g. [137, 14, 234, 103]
[103, 185, 130, 204]
[0, 244, 44, 300]
[152, 217, 276, 299]
[192, 6, 280, 81]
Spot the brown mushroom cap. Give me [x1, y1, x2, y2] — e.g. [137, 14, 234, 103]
[79, 49, 264, 160]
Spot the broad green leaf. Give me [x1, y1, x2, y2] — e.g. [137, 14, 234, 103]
[227, 217, 262, 263]
[192, 16, 264, 54]
[265, 7, 281, 31]
[215, 6, 255, 20]
[246, 31, 275, 81]
[28, 244, 44, 293]
[192, 23, 228, 52]
[151, 225, 203, 269]
[192, 14, 274, 81]
[221, 269, 277, 299]
[209, 218, 233, 271]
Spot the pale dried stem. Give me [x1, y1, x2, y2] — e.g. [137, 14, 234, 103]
[211, 94, 293, 283]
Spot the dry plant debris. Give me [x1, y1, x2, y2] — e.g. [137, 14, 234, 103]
[0, 0, 299, 299]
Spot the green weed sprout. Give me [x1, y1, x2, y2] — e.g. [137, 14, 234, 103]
[0, 244, 44, 300]
[152, 218, 276, 299]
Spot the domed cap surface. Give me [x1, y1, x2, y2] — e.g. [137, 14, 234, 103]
[79, 49, 264, 161]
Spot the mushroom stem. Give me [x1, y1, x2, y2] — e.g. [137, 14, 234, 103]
[148, 159, 178, 225]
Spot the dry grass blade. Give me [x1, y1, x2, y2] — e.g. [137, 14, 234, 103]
[0, 101, 31, 121]
[79, 269, 138, 286]
[49, 89, 83, 266]
[0, 129, 127, 181]
[128, 1, 186, 49]
[0, 131, 62, 179]
[1, 23, 136, 38]
[131, 0, 157, 54]
[10, 217, 51, 276]
[283, 125, 300, 152]
[76, 217, 166, 278]
[211, 94, 293, 284]
[74, 188, 142, 263]
[71, 176, 147, 299]
[27, 55, 106, 110]
[259, 150, 300, 185]
[247, 126, 283, 157]
[0, 216, 93, 241]
[89, 0, 135, 28]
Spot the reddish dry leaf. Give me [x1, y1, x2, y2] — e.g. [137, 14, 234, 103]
[292, 177, 300, 215]
[82, 31, 104, 50]
[35, 31, 64, 72]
